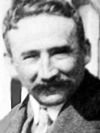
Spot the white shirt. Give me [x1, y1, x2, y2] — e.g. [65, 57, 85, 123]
[28, 95, 63, 125]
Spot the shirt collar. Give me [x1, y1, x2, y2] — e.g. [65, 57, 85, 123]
[29, 95, 63, 124]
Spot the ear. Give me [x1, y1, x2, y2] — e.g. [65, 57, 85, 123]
[83, 39, 91, 65]
[4, 52, 18, 78]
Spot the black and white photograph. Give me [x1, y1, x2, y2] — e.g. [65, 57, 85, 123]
[0, 0, 100, 132]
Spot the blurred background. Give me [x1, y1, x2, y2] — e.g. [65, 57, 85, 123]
[0, 0, 100, 120]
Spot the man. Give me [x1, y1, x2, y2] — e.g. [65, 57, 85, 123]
[1, 0, 100, 133]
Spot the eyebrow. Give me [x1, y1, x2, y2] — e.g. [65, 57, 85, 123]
[48, 45, 72, 56]
[21, 45, 72, 58]
[21, 50, 40, 58]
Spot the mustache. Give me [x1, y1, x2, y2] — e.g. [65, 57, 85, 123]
[32, 79, 73, 94]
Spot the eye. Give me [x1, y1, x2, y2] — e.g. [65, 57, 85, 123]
[22, 51, 40, 60]
[49, 46, 73, 57]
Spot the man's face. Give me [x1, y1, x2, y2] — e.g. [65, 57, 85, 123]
[7, 15, 89, 106]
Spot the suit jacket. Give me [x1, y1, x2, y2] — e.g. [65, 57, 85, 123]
[1, 69, 100, 133]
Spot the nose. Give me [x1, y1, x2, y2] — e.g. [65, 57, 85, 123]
[38, 52, 58, 82]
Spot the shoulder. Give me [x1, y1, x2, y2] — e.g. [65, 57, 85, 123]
[84, 69, 100, 88]
[0, 95, 29, 132]
[71, 69, 100, 120]
[0, 104, 21, 131]
[0, 99, 28, 132]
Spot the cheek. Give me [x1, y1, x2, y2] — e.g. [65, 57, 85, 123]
[14, 62, 38, 83]
[54, 57, 77, 72]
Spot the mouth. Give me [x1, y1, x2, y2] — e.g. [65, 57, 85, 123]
[30, 79, 76, 106]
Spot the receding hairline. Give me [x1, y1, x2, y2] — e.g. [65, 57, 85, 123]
[14, 13, 75, 29]
[2, 0, 85, 56]
[6, 14, 77, 48]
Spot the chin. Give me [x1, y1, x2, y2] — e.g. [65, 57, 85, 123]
[35, 94, 66, 106]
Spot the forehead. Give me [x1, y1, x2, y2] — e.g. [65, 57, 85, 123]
[7, 14, 77, 50]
